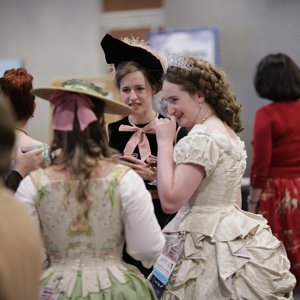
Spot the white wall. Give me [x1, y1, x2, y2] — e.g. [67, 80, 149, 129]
[165, 0, 300, 175]
[0, 0, 104, 143]
[2, 0, 300, 175]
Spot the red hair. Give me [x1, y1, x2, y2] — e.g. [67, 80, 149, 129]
[0, 68, 35, 121]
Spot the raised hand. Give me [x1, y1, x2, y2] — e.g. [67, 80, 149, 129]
[14, 147, 44, 177]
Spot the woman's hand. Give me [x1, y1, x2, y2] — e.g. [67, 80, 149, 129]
[14, 147, 44, 177]
[155, 115, 177, 145]
[247, 188, 261, 213]
[247, 196, 259, 213]
[118, 155, 156, 181]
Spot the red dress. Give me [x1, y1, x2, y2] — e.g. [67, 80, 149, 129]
[250, 100, 300, 286]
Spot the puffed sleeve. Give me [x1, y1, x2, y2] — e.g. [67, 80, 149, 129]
[119, 170, 165, 268]
[174, 129, 221, 178]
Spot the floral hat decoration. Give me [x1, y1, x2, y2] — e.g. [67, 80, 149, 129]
[32, 79, 132, 131]
[32, 79, 132, 115]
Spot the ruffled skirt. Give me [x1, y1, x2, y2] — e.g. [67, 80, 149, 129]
[40, 260, 157, 300]
[161, 205, 296, 300]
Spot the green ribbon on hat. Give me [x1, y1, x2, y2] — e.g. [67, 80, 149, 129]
[62, 79, 109, 97]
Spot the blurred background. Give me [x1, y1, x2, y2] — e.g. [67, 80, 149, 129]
[1, 0, 300, 177]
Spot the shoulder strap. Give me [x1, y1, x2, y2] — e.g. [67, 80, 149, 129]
[30, 169, 45, 190]
[105, 165, 130, 207]
[114, 164, 131, 181]
[30, 169, 48, 208]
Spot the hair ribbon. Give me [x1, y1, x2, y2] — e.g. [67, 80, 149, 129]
[49, 91, 97, 131]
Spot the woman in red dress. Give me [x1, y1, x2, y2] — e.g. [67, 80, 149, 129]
[248, 53, 300, 286]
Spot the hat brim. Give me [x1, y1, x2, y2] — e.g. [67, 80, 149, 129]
[101, 34, 164, 84]
[32, 86, 132, 116]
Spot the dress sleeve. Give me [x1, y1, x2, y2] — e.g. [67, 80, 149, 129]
[119, 170, 165, 268]
[15, 174, 48, 265]
[250, 108, 272, 188]
[15, 175, 40, 230]
[174, 130, 220, 178]
[5, 170, 23, 192]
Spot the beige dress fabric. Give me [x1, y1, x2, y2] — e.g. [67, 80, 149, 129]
[0, 185, 43, 300]
[161, 125, 296, 300]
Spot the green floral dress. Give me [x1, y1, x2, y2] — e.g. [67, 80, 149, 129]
[18, 164, 161, 300]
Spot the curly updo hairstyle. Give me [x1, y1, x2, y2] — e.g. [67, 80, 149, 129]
[164, 57, 243, 133]
[0, 68, 35, 122]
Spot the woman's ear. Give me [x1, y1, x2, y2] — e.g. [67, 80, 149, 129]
[196, 94, 205, 104]
[152, 85, 160, 96]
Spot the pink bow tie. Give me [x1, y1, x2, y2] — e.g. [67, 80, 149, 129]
[49, 91, 97, 131]
[119, 119, 156, 161]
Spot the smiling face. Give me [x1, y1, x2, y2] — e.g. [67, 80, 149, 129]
[119, 70, 154, 120]
[163, 80, 203, 128]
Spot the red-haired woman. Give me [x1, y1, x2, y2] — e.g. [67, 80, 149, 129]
[0, 68, 48, 190]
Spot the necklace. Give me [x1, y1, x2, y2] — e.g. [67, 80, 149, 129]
[15, 128, 28, 135]
[128, 111, 158, 126]
[199, 113, 214, 124]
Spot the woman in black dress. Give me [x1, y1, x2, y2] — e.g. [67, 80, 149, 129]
[101, 34, 187, 277]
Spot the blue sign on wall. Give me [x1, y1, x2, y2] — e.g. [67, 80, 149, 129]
[0, 58, 24, 76]
[148, 28, 220, 66]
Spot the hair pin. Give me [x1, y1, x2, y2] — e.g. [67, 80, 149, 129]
[166, 53, 194, 71]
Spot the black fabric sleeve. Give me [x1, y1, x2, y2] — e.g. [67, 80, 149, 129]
[5, 170, 23, 192]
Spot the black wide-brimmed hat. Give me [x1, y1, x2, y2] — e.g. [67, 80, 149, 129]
[100, 33, 166, 84]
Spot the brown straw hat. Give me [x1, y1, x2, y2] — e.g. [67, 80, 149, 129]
[32, 79, 132, 115]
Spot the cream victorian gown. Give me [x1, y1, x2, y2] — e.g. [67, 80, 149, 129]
[161, 125, 296, 300]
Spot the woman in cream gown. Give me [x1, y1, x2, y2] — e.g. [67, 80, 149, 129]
[154, 56, 296, 299]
